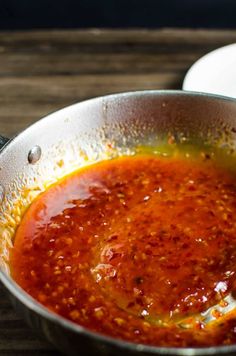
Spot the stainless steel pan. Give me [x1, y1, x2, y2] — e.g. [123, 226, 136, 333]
[1, 90, 236, 356]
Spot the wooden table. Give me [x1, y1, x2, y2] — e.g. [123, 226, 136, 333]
[0, 28, 236, 355]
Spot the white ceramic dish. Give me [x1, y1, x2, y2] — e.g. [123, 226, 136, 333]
[183, 43, 236, 98]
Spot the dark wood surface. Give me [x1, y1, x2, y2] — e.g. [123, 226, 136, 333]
[1, 28, 236, 355]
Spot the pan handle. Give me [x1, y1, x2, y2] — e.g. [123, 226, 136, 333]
[0, 135, 9, 150]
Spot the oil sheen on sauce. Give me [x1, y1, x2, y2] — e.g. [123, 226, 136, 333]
[10, 153, 236, 347]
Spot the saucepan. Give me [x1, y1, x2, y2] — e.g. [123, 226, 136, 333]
[1, 90, 236, 356]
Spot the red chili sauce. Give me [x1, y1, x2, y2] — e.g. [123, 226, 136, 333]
[10, 154, 236, 347]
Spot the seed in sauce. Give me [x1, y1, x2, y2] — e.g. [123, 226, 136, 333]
[10, 154, 236, 347]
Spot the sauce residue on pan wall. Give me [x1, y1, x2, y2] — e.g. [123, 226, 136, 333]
[10, 151, 236, 347]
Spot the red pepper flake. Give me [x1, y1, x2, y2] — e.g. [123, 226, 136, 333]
[11, 153, 236, 348]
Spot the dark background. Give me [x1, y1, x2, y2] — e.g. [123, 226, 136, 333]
[0, 0, 235, 29]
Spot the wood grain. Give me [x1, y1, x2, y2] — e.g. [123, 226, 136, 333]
[1, 28, 236, 139]
[0, 28, 236, 355]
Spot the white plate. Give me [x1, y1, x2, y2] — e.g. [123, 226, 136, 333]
[183, 43, 236, 98]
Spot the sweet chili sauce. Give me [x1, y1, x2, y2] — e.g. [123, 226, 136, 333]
[10, 152, 236, 347]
